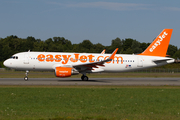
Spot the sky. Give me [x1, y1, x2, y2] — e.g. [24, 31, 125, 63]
[1, 0, 180, 48]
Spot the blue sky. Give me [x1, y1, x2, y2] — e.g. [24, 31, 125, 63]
[1, 0, 180, 48]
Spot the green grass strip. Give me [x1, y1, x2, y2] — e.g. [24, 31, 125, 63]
[0, 86, 180, 120]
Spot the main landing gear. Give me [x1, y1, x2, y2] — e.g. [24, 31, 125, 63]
[81, 74, 89, 81]
[24, 70, 29, 81]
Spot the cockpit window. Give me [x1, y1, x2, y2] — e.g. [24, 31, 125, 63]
[10, 56, 18, 59]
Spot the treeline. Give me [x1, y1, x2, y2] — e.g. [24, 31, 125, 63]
[0, 35, 180, 67]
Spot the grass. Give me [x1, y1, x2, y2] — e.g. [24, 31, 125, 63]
[0, 86, 180, 120]
[1, 70, 180, 78]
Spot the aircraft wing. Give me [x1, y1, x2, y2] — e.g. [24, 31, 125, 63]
[73, 48, 118, 72]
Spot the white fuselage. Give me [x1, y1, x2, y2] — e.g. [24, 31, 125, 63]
[3, 52, 174, 73]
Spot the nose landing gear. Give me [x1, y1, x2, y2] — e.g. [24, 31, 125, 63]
[24, 70, 29, 81]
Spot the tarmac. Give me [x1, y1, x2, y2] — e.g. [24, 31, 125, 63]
[0, 77, 180, 86]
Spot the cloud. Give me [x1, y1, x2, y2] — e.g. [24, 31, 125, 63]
[163, 7, 180, 11]
[48, 2, 151, 11]
[66, 2, 149, 11]
[48, 1, 180, 11]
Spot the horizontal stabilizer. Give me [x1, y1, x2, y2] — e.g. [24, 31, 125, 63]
[152, 58, 174, 62]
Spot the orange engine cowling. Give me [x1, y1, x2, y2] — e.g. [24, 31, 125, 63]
[55, 67, 79, 77]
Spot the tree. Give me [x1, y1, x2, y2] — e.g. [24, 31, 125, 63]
[131, 40, 143, 54]
[122, 38, 133, 51]
[25, 36, 36, 51]
[109, 37, 122, 53]
[111, 38, 122, 48]
[94, 43, 105, 53]
[123, 48, 133, 54]
[167, 44, 178, 57]
[173, 49, 180, 59]
[72, 44, 80, 52]
[140, 42, 149, 51]
[44, 38, 53, 51]
[63, 39, 72, 52]
[53, 37, 66, 44]
[33, 41, 44, 51]
[79, 40, 93, 52]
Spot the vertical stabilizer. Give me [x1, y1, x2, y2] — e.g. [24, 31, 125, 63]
[139, 29, 173, 57]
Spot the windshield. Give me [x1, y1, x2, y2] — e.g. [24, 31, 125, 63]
[10, 56, 18, 59]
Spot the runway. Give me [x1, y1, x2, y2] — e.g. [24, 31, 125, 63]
[0, 77, 180, 86]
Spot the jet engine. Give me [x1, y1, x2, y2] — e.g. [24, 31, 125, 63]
[55, 67, 79, 77]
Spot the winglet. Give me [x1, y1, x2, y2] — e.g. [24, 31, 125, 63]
[101, 49, 106, 54]
[108, 48, 119, 60]
[139, 29, 173, 57]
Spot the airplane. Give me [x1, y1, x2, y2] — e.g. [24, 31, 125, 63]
[3, 29, 174, 81]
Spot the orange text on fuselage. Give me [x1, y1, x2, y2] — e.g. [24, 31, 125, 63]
[37, 54, 123, 64]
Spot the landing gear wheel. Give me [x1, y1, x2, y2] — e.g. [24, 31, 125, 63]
[24, 76, 28, 81]
[24, 70, 29, 81]
[81, 76, 84, 80]
[81, 75, 88, 81]
[83, 76, 88, 81]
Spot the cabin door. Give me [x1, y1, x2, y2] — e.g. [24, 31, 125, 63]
[137, 57, 143, 67]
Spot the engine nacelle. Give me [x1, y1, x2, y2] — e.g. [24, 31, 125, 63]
[55, 67, 79, 77]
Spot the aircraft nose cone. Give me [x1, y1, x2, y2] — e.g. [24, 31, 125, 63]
[3, 60, 9, 67]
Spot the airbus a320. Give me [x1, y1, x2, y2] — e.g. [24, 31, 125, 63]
[3, 29, 174, 81]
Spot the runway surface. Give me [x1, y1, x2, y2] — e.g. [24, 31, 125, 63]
[0, 77, 180, 86]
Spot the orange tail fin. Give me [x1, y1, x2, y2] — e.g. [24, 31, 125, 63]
[139, 29, 173, 57]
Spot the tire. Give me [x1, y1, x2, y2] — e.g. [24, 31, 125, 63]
[81, 75, 88, 81]
[81, 76, 84, 81]
[83, 76, 88, 81]
[24, 76, 28, 81]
